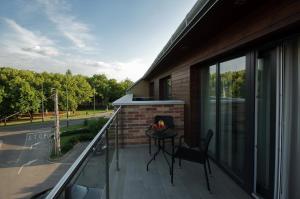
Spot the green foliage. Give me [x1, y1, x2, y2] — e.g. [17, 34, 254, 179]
[88, 74, 109, 104]
[88, 75, 133, 105]
[0, 67, 130, 118]
[83, 118, 88, 126]
[87, 117, 109, 135]
[60, 128, 89, 137]
[55, 117, 109, 156]
[0, 86, 5, 105]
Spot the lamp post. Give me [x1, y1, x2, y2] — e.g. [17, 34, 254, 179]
[93, 87, 96, 115]
[66, 86, 69, 127]
[52, 88, 61, 156]
[41, 83, 45, 122]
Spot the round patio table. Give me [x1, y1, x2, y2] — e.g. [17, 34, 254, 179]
[146, 128, 177, 184]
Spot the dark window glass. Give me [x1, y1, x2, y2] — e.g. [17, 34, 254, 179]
[219, 56, 246, 180]
[159, 76, 172, 100]
[282, 37, 300, 199]
[200, 65, 217, 157]
[149, 82, 154, 98]
[255, 49, 277, 199]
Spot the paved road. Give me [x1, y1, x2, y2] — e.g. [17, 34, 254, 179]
[0, 114, 110, 199]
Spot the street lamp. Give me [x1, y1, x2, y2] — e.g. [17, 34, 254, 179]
[41, 83, 45, 122]
[93, 87, 96, 115]
[66, 86, 69, 127]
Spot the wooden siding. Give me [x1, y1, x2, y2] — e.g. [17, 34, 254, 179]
[146, 0, 300, 146]
[128, 80, 149, 97]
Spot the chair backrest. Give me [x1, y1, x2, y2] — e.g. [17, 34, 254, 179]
[154, 115, 175, 128]
[203, 129, 214, 155]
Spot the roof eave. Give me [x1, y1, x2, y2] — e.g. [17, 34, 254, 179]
[141, 0, 219, 80]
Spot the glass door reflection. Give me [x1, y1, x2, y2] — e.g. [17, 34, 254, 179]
[255, 48, 277, 199]
[219, 56, 246, 181]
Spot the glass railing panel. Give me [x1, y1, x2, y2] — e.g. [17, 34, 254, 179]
[54, 134, 106, 199]
[46, 106, 122, 199]
[72, 136, 107, 196]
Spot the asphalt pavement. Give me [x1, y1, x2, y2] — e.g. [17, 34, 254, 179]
[0, 113, 110, 199]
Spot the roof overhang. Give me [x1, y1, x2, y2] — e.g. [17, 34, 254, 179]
[138, 0, 271, 81]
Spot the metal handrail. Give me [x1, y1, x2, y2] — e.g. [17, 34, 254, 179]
[46, 106, 122, 199]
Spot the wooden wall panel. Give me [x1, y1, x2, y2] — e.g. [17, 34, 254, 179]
[145, 0, 300, 146]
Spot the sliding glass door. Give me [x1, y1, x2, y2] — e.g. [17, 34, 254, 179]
[254, 48, 277, 199]
[198, 35, 300, 199]
[200, 56, 248, 184]
[219, 57, 247, 180]
[281, 37, 300, 199]
[200, 65, 217, 158]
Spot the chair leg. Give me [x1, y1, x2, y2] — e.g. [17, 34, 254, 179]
[204, 162, 211, 191]
[179, 157, 182, 168]
[207, 158, 212, 174]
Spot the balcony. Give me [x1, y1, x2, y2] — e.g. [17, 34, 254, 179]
[44, 105, 251, 199]
[111, 146, 251, 199]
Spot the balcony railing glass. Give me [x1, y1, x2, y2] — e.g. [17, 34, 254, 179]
[45, 106, 121, 199]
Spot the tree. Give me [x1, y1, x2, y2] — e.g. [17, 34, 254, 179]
[0, 86, 5, 105]
[8, 77, 41, 122]
[88, 74, 109, 105]
[107, 79, 123, 102]
[0, 67, 133, 118]
[120, 79, 134, 93]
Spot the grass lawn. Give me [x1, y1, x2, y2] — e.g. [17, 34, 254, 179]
[0, 109, 112, 127]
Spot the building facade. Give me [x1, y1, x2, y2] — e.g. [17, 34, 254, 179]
[126, 1, 300, 199]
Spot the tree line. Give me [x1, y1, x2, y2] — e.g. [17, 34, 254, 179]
[0, 67, 133, 119]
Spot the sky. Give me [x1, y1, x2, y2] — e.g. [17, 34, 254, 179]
[0, 0, 197, 81]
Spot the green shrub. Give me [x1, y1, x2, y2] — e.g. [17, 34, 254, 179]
[87, 117, 108, 135]
[78, 134, 94, 141]
[60, 128, 89, 137]
[61, 141, 74, 154]
[52, 117, 109, 158]
[83, 119, 88, 126]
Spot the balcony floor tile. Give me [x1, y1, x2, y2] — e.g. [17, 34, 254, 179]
[110, 146, 252, 199]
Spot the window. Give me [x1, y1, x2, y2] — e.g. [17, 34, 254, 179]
[200, 65, 217, 157]
[199, 56, 247, 183]
[159, 76, 172, 100]
[149, 82, 154, 98]
[219, 56, 246, 180]
[281, 36, 300, 199]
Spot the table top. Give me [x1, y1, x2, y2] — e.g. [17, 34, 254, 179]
[146, 128, 177, 139]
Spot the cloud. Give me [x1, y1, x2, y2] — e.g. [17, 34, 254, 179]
[0, 17, 146, 81]
[80, 60, 113, 68]
[95, 58, 147, 81]
[36, 0, 94, 50]
[67, 58, 148, 81]
[2, 18, 59, 57]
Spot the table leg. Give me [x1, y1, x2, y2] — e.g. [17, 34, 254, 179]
[147, 140, 160, 171]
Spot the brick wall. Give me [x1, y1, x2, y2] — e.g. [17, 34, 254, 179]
[118, 104, 184, 145]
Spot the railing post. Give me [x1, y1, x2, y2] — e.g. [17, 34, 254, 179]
[115, 110, 119, 171]
[105, 129, 110, 199]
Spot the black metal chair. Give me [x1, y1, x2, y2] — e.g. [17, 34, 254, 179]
[174, 129, 214, 191]
[146, 115, 175, 155]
